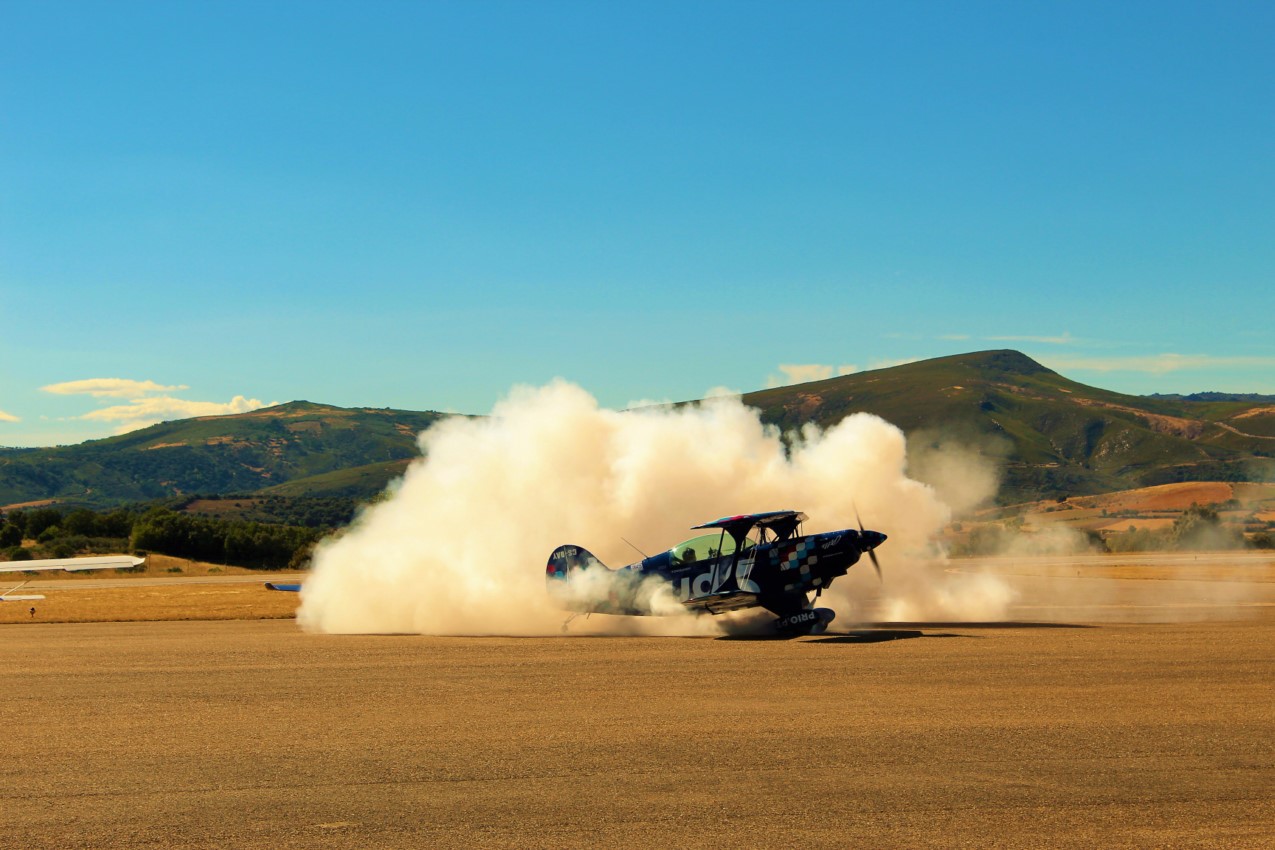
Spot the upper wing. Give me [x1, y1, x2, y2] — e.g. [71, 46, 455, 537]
[0, 555, 145, 574]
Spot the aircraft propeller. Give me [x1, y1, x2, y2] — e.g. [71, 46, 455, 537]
[855, 509, 884, 583]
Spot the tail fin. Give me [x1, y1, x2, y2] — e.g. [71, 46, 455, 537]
[546, 544, 647, 615]
[546, 545, 607, 595]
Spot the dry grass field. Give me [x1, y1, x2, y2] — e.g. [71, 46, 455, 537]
[0, 581, 301, 624]
[3, 616, 1272, 849]
[0, 555, 303, 624]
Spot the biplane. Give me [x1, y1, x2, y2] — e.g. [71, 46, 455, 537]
[546, 510, 886, 634]
[1, 555, 146, 601]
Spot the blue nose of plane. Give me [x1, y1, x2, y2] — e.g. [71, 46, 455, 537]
[861, 530, 887, 550]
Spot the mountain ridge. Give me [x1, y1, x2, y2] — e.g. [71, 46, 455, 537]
[2, 350, 1272, 507]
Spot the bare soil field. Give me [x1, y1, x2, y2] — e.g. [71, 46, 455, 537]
[2, 612, 1272, 850]
[3, 554, 1274, 849]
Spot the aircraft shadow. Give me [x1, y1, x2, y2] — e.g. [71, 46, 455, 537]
[716, 629, 949, 643]
[808, 629, 947, 644]
[869, 621, 1096, 630]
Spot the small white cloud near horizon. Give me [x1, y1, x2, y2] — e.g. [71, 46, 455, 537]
[41, 378, 189, 398]
[39, 377, 273, 436]
[0, 409, 19, 423]
[1040, 353, 1275, 375]
[80, 395, 271, 434]
[985, 331, 1076, 345]
[766, 363, 859, 388]
[867, 356, 921, 370]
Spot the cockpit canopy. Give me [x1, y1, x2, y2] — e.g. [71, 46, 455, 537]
[669, 532, 756, 566]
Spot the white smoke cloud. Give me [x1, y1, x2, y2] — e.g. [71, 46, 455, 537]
[299, 380, 1012, 636]
[0, 409, 19, 423]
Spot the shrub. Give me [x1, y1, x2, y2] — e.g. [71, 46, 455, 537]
[0, 523, 21, 548]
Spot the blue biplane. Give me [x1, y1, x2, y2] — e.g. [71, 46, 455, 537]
[546, 510, 886, 634]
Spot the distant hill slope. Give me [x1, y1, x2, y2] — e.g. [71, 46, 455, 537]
[0, 402, 444, 506]
[1148, 392, 1275, 403]
[741, 350, 1275, 502]
[2, 352, 1272, 508]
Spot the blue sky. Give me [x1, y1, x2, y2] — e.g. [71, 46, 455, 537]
[2, 1, 1272, 446]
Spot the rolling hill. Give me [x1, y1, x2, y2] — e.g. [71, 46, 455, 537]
[2, 351, 1272, 509]
[0, 402, 444, 506]
[741, 350, 1275, 501]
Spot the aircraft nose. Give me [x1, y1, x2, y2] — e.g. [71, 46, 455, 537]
[862, 530, 887, 550]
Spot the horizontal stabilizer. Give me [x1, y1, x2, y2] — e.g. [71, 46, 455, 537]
[264, 583, 302, 592]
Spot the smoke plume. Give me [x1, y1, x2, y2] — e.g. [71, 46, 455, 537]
[298, 381, 1010, 635]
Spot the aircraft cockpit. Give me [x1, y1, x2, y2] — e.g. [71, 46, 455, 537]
[670, 532, 756, 566]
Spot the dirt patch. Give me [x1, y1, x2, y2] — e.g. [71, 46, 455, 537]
[0, 498, 58, 511]
[1072, 398, 1206, 438]
[181, 499, 262, 516]
[1092, 517, 1177, 532]
[1071, 482, 1234, 512]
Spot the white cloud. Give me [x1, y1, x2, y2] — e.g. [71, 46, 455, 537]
[985, 331, 1075, 345]
[1039, 353, 1275, 374]
[867, 357, 920, 370]
[765, 363, 859, 388]
[0, 409, 19, 423]
[42, 378, 188, 398]
[79, 395, 270, 434]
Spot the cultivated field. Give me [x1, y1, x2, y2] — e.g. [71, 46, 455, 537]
[2, 555, 1273, 849]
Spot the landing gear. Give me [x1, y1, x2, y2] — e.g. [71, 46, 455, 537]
[773, 607, 836, 635]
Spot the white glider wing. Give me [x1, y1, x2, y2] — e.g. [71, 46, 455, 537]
[0, 555, 145, 574]
[1, 555, 145, 601]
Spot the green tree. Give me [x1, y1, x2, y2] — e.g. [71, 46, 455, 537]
[1170, 504, 1243, 551]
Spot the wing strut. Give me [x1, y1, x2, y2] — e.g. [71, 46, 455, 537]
[1, 581, 46, 602]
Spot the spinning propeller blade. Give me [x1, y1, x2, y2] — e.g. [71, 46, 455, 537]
[855, 506, 884, 583]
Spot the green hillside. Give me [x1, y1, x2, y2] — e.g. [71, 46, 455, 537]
[2, 352, 1272, 510]
[257, 458, 413, 498]
[741, 350, 1275, 502]
[0, 402, 443, 506]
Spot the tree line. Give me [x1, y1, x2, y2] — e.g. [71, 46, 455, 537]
[0, 505, 325, 570]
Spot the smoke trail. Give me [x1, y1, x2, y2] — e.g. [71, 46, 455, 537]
[298, 381, 1009, 635]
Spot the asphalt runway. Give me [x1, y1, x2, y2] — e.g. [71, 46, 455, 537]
[4, 613, 1273, 848]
